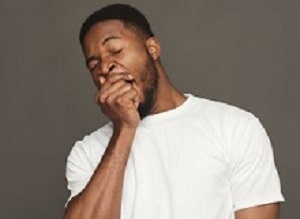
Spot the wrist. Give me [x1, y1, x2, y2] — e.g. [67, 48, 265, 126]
[110, 126, 137, 160]
[113, 123, 138, 133]
[112, 125, 137, 140]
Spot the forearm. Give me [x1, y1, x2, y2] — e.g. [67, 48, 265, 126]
[64, 127, 136, 219]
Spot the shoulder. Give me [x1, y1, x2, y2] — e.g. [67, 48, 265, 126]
[196, 96, 272, 154]
[188, 94, 263, 144]
[191, 94, 258, 125]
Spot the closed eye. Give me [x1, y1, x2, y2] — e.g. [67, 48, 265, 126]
[90, 64, 98, 72]
[110, 48, 123, 55]
[88, 61, 99, 72]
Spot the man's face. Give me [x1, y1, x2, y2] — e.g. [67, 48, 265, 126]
[82, 20, 159, 119]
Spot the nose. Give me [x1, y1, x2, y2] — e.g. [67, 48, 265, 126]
[99, 59, 115, 77]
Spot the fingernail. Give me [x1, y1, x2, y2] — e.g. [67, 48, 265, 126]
[99, 76, 105, 84]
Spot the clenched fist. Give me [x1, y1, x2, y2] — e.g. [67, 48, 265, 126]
[94, 73, 141, 130]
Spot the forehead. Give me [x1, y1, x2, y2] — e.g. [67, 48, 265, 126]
[83, 20, 141, 51]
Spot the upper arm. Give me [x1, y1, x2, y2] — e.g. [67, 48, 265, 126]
[65, 131, 109, 208]
[228, 114, 284, 210]
[235, 203, 280, 219]
[65, 141, 95, 207]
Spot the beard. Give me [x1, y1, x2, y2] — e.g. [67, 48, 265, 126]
[137, 55, 159, 119]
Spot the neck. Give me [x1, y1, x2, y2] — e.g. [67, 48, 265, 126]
[149, 62, 187, 115]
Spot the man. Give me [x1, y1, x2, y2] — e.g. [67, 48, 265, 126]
[64, 4, 284, 219]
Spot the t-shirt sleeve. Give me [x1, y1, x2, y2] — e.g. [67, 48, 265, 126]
[65, 140, 94, 207]
[230, 116, 285, 211]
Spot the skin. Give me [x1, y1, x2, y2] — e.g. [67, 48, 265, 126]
[235, 204, 280, 219]
[64, 19, 280, 219]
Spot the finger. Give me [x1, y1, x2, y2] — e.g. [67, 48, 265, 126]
[117, 88, 140, 109]
[94, 91, 101, 104]
[100, 80, 131, 103]
[106, 82, 133, 104]
[94, 91, 110, 116]
[107, 72, 134, 83]
[100, 73, 134, 92]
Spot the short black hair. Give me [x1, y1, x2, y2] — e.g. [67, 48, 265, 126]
[79, 4, 154, 45]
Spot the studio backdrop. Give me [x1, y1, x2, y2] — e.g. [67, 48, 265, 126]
[0, 0, 299, 218]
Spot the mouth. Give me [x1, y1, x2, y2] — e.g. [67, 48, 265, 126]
[124, 78, 135, 84]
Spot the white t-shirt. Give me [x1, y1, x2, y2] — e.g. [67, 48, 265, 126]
[65, 93, 284, 219]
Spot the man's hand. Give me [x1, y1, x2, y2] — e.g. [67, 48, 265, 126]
[94, 73, 141, 130]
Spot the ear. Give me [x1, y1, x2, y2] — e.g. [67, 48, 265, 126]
[146, 37, 161, 61]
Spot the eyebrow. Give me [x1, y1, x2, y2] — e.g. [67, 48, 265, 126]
[101, 35, 121, 46]
[85, 35, 121, 68]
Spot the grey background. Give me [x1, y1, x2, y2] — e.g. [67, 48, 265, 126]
[0, 0, 299, 218]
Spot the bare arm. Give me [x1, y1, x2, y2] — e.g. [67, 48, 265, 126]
[64, 127, 136, 219]
[235, 203, 280, 219]
[64, 72, 141, 219]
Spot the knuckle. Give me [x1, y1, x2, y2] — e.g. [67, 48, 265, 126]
[99, 95, 106, 103]
[115, 97, 123, 105]
[106, 95, 114, 104]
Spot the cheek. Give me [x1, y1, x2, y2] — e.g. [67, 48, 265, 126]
[119, 43, 150, 99]
[124, 53, 148, 86]
[121, 43, 148, 74]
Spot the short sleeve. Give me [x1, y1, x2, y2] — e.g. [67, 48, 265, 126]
[230, 116, 285, 211]
[65, 140, 94, 207]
